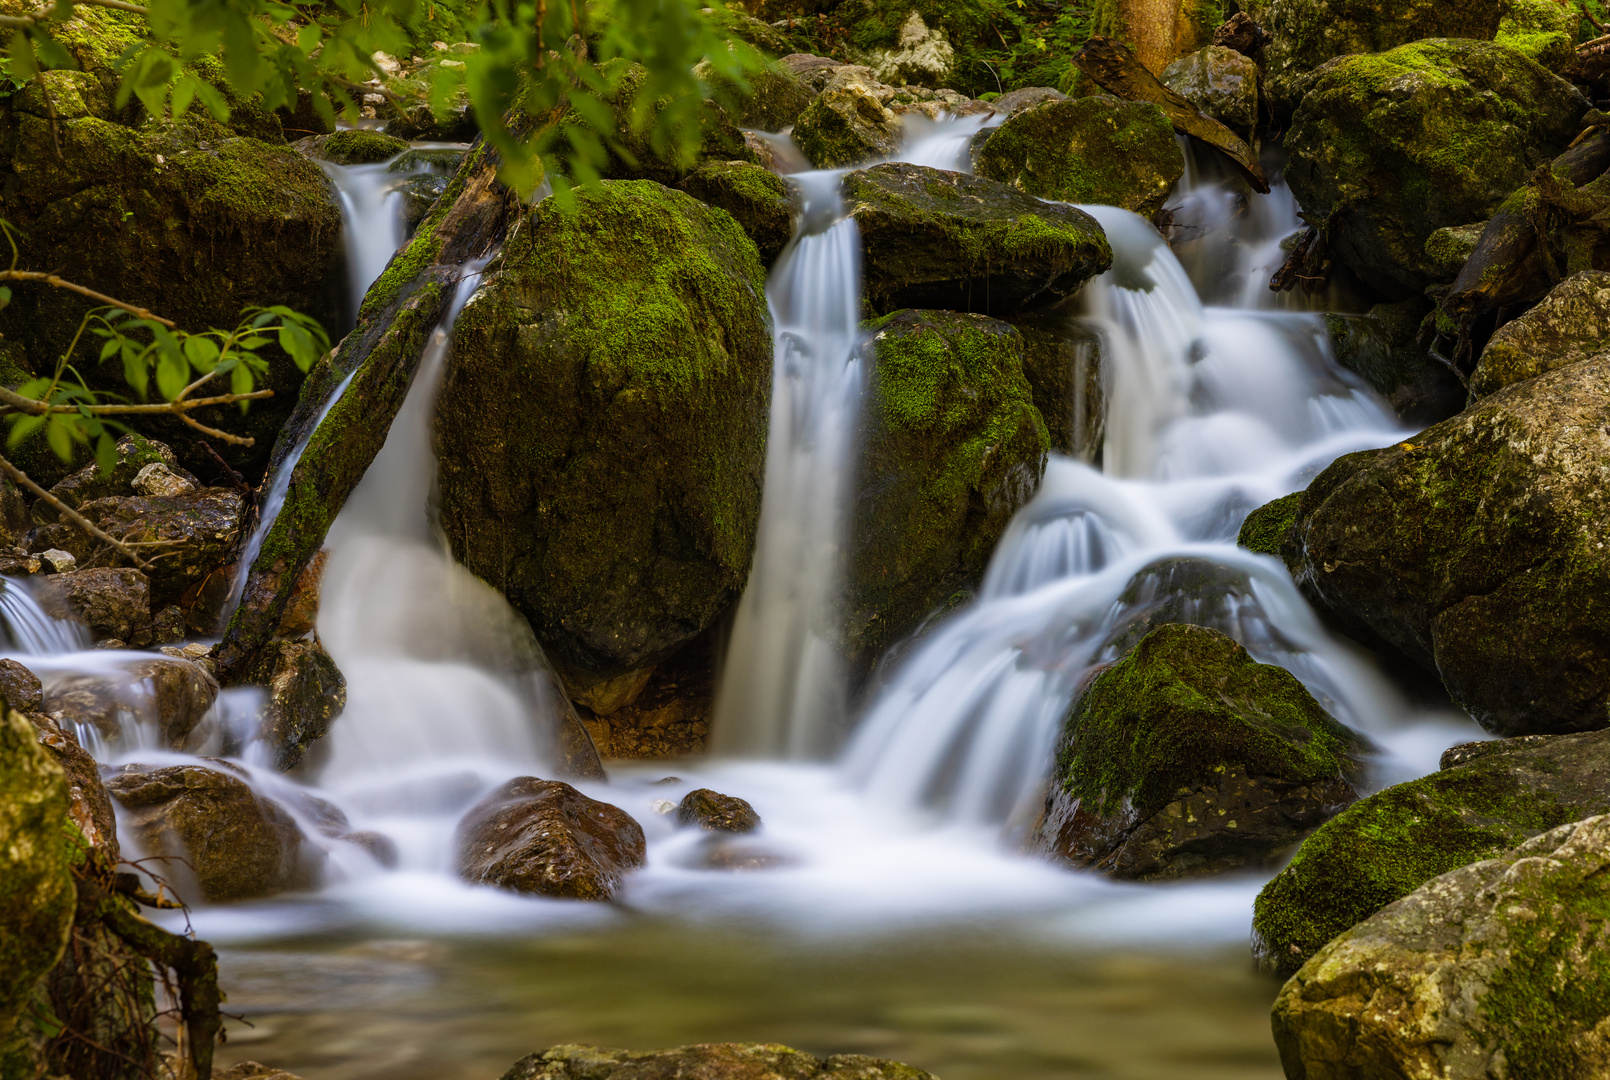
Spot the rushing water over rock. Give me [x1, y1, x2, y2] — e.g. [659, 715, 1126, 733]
[0, 579, 87, 653]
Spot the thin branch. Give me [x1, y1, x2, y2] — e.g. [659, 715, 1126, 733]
[1583, 3, 1610, 35]
[0, 453, 152, 570]
[178, 412, 255, 446]
[0, 384, 272, 415]
[0, 271, 176, 328]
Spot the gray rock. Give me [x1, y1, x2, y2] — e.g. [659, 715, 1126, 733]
[792, 68, 902, 168]
[1161, 46, 1261, 130]
[1471, 270, 1610, 397]
[1322, 297, 1465, 426]
[0, 658, 42, 713]
[990, 86, 1066, 114]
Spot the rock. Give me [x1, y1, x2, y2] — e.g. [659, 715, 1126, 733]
[1160, 46, 1260, 130]
[1422, 221, 1486, 279]
[295, 129, 409, 165]
[40, 657, 217, 751]
[1236, 492, 1300, 560]
[1011, 312, 1105, 461]
[398, 172, 450, 236]
[33, 568, 150, 641]
[38, 433, 188, 520]
[793, 68, 903, 168]
[106, 761, 316, 903]
[1271, 813, 1610, 1078]
[500, 1044, 937, 1080]
[991, 86, 1066, 114]
[246, 640, 347, 771]
[972, 97, 1182, 218]
[676, 789, 762, 833]
[37, 549, 76, 574]
[377, 57, 478, 141]
[871, 11, 954, 88]
[676, 160, 798, 266]
[1286, 356, 1610, 735]
[847, 310, 1050, 674]
[149, 604, 186, 644]
[455, 778, 646, 900]
[843, 163, 1113, 316]
[436, 181, 771, 690]
[1039, 624, 1369, 881]
[1322, 297, 1466, 425]
[275, 549, 327, 639]
[1251, 727, 1610, 976]
[582, 60, 754, 185]
[1284, 39, 1587, 298]
[0, 708, 73, 1038]
[1212, 11, 1272, 58]
[707, 62, 817, 132]
[128, 657, 219, 749]
[131, 461, 198, 497]
[1496, 0, 1579, 71]
[1471, 270, 1610, 397]
[25, 712, 118, 856]
[217, 1064, 307, 1080]
[778, 53, 845, 93]
[0, 659, 43, 713]
[0, 477, 28, 548]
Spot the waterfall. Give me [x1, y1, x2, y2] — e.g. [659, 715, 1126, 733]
[0, 578, 88, 653]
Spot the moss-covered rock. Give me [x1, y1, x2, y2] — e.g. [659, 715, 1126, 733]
[1496, 0, 1579, 71]
[1287, 355, 1610, 735]
[1253, 727, 1610, 978]
[972, 96, 1183, 218]
[1471, 270, 1610, 397]
[1039, 624, 1369, 881]
[1160, 46, 1261, 131]
[295, 129, 409, 164]
[1285, 39, 1586, 298]
[1272, 812, 1610, 1077]
[1321, 297, 1465, 425]
[844, 162, 1112, 316]
[1236, 492, 1301, 558]
[1422, 220, 1486, 278]
[676, 160, 797, 266]
[573, 60, 755, 185]
[793, 67, 904, 168]
[846, 310, 1049, 675]
[501, 1043, 937, 1080]
[697, 60, 818, 133]
[435, 180, 771, 689]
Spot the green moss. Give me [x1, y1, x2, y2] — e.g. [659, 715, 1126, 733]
[312, 129, 409, 165]
[1236, 492, 1300, 558]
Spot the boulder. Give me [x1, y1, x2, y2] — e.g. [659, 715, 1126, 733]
[0, 477, 27, 548]
[972, 97, 1182, 218]
[246, 640, 347, 771]
[377, 56, 478, 141]
[1496, 0, 1579, 71]
[847, 310, 1049, 674]
[275, 549, 327, 638]
[1160, 46, 1261, 130]
[295, 129, 409, 165]
[580, 60, 754, 185]
[500, 1044, 937, 1080]
[793, 68, 903, 168]
[1471, 270, 1610, 397]
[1272, 814, 1610, 1079]
[1251, 728, 1610, 976]
[38, 433, 190, 519]
[843, 163, 1112, 316]
[455, 778, 646, 900]
[1284, 39, 1586, 298]
[676, 160, 798, 266]
[132, 462, 198, 498]
[1285, 356, 1610, 735]
[704, 62, 817, 133]
[127, 657, 220, 749]
[436, 181, 771, 692]
[1423, 221, 1486, 280]
[0, 658, 44, 713]
[1039, 624, 1369, 881]
[1321, 298, 1466, 425]
[676, 788, 762, 833]
[106, 761, 316, 903]
[33, 567, 151, 641]
[871, 11, 955, 88]
[990, 86, 1067, 114]
[24, 712, 118, 856]
[1236, 492, 1299, 559]
[1012, 312, 1105, 462]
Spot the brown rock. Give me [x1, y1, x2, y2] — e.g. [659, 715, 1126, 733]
[456, 778, 645, 900]
[217, 1063, 307, 1080]
[127, 657, 220, 749]
[24, 711, 117, 857]
[676, 789, 762, 833]
[500, 1044, 937, 1080]
[275, 549, 327, 638]
[33, 567, 151, 641]
[245, 639, 346, 771]
[0, 657, 43, 712]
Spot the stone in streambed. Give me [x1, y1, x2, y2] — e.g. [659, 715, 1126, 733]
[456, 778, 646, 901]
[1321, 297, 1465, 425]
[676, 788, 761, 833]
[1236, 493, 1300, 560]
[1251, 728, 1610, 977]
[24, 711, 118, 857]
[1470, 270, 1610, 397]
[1010, 309, 1105, 461]
[793, 67, 903, 169]
[294, 129, 409, 165]
[36, 433, 191, 520]
[32, 567, 150, 641]
[244, 639, 347, 771]
[1161, 46, 1261, 130]
[0, 658, 44, 713]
[500, 1043, 938, 1080]
[1038, 624, 1369, 881]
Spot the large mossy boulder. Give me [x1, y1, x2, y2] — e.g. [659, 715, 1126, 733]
[1496, 0, 1580, 71]
[1322, 298, 1465, 425]
[1252, 729, 1610, 977]
[1285, 39, 1586, 299]
[1038, 624, 1369, 881]
[843, 163, 1112, 316]
[1011, 310, 1105, 461]
[846, 310, 1050, 675]
[1285, 355, 1610, 736]
[972, 97, 1183, 218]
[676, 160, 797, 266]
[436, 181, 771, 694]
[1272, 813, 1610, 1078]
[1471, 270, 1610, 397]
[580, 61, 755, 185]
[501, 1044, 936, 1080]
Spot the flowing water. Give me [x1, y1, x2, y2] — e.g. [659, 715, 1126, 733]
[13, 122, 1488, 1079]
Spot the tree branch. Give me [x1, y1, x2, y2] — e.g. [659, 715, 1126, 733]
[0, 271, 177, 328]
[0, 453, 153, 570]
[0, 384, 272, 416]
[0, 0, 148, 27]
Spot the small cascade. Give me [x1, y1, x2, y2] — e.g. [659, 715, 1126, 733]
[320, 151, 439, 331]
[0, 578, 88, 653]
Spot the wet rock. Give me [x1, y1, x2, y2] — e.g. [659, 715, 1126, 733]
[1236, 492, 1299, 559]
[1286, 356, 1610, 735]
[217, 1064, 307, 1080]
[1212, 11, 1272, 58]
[870, 12, 954, 88]
[37, 549, 76, 573]
[33, 567, 150, 641]
[38, 433, 188, 520]
[245, 639, 347, 771]
[793, 68, 903, 168]
[131, 461, 198, 497]
[1321, 298, 1466, 425]
[398, 172, 451, 235]
[0, 477, 28, 549]
[1160, 46, 1260, 130]
[275, 549, 328, 639]
[0, 659, 43, 713]
[377, 56, 478, 141]
[1039, 624, 1369, 881]
[676, 160, 798, 266]
[709, 62, 817, 133]
[1422, 220, 1486, 280]
[500, 1043, 937, 1080]
[455, 778, 646, 900]
[295, 129, 408, 165]
[1272, 813, 1610, 1078]
[780, 53, 848, 93]
[973, 97, 1182, 218]
[847, 310, 1049, 675]
[1471, 270, 1610, 397]
[1012, 312, 1105, 462]
[676, 788, 762, 833]
[106, 761, 316, 903]
[25, 712, 118, 857]
[991, 86, 1066, 114]
[437, 181, 770, 690]
[1285, 39, 1587, 298]
[149, 604, 186, 644]
[131, 657, 219, 749]
[843, 163, 1112, 316]
[0, 707, 73, 1037]
[41, 656, 216, 751]
[1251, 727, 1610, 976]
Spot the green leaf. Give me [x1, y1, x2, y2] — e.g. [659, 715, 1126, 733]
[95, 433, 115, 474]
[7, 413, 44, 448]
[231, 361, 252, 397]
[45, 415, 73, 462]
[183, 334, 220, 371]
[156, 350, 186, 401]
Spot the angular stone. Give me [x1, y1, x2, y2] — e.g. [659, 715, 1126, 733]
[793, 68, 902, 168]
[1321, 297, 1465, 425]
[0, 658, 43, 713]
[33, 567, 150, 641]
[1471, 270, 1610, 397]
[456, 778, 646, 901]
[676, 160, 797, 266]
[1160, 46, 1261, 130]
[246, 639, 346, 771]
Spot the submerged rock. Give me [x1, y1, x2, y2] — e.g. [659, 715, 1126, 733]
[246, 639, 347, 771]
[501, 1044, 937, 1080]
[437, 181, 770, 692]
[1252, 728, 1610, 976]
[1039, 624, 1369, 881]
[1272, 814, 1610, 1078]
[1321, 298, 1465, 425]
[1160, 46, 1261, 130]
[676, 789, 761, 833]
[1286, 356, 1610, 735]
[1285, 39, 1586, 298]
[456, 778, 646, 900]
[843, 163, 1112, 316]
[847, 310, 1049, 675]
[1471, 270, 1610, 397]
[973, 97, 1182, 218]
[793, 68, 903, 168]
[33, 568, 150, 642]
[676, 160, 798, 266]
[106, 761, 316, 903]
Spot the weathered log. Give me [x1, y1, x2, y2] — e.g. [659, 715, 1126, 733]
[1075, 35, 1269, 193]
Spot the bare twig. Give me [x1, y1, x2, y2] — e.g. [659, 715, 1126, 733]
[198, 440, 246, 493]
[177, 412, 255, 446]
[0, 271, 176, 327]
[0, 453, 152, 570]
[0, 384, 272, 416]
